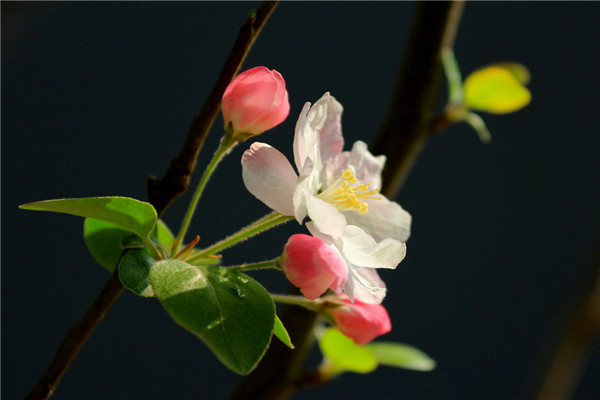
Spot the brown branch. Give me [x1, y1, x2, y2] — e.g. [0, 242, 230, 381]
[147, 1, 279, 217]
[25, 3, 279, 399]
[376, 3, 600, 398]
[229, 3, 465, 400]
[229, 289, 319, 400]
[25, 269, 124, 400]
[373, 1, 465, 198]
[526, 236, 600, 400]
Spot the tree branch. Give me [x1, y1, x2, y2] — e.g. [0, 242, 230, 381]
[229, 289, 319, 400]
[373, 1, 465, 198]
[26, 269, 124, 400]
[147, 1, 279, 217]
[229, 3, 465, 399]
[526, 236, 600, 400]
[25, 3, 279, 399]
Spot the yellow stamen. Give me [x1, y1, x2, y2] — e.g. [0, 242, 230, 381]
[317, 169, 381, 214]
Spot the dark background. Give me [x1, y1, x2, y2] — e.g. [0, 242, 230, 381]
[3, 2, 599, 399]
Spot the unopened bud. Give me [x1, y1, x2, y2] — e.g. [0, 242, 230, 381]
[222, 66, 290, 140]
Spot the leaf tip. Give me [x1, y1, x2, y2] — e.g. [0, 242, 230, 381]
[19, 202, 35, 210]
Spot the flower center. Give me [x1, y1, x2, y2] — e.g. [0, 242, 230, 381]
[318, 169, 380, 214]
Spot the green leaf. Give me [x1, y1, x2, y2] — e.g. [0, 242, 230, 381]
[318, 328, 378, 375]
[21, 196, 157, 239]
[463, 64, 531, 114]
[493, 62, 531, 85]
[149, 260, 275, 375]
[273, 315, 294, 349]
[120, 234, 146, 249]
[118, 250, 156, 297]
[84, 218, 130, 271]
[365, 342, 436, 371]
[84, 218, 171, 271]
[153, 219, 175, 249]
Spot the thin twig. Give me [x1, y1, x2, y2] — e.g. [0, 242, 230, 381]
[373, 1, 465, 198]
[526, 236, 600, 400]
[25, 268, 124, 400]
[228, 3, 465, 399]
[25, 3, 279, 399]
[147, 1, 279, 217]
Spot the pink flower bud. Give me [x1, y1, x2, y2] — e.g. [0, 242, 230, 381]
[281, 234, 347, 300]
[222, 66, 290, 139]
[325, 297, 391, 345]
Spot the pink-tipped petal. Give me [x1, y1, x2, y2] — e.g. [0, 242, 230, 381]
[315, 94, 344, 162]
[242, 142, 297, 216]
[293, 93, 344, 172]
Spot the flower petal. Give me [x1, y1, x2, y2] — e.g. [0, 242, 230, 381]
[241, 142, 297, 215]
[293, 92, 344, 172]
[344, 196, 412, 243]
[347, 266, 387, 304]
[347, 141, 386, 189]
[292, 158, 320, 223]
[315, 94, 344, 163]
[308, 223, 391, 304]
[321, 151, 350, 188]
[305, 195, 346, 239]
[339, 225, 406, 269]
[293, 101, 317, 171]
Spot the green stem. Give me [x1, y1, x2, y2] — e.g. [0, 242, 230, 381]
[226, 258, 281, 272]
[441, 46, 463, 105]
[188, 211, 294, 262]
[271, 294, 321, 312]
[462, 110, 492, 143]
[172, 135, 237, 255]
[143, 238, 163, 259]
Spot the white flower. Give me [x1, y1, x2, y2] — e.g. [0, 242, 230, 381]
[242, 92, 412, 303]
[306, 222, 405, 304]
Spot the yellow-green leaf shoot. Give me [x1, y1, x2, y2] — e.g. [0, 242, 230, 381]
[464, 64, 531, 114]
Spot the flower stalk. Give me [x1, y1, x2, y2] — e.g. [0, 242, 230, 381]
[226, 258, 282, 272]
[271, 294, 322, 312]
[188, 211, 293, 262]
[172, 134, 237, 255]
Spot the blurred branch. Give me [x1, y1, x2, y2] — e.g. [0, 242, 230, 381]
[373, 1, 465, 198]
[147, 1, 279, 217]
[25, 3, 279, 399]
[527, 235, 600, 400]
[229, 2, 465, 399]
[229, 288, 320, 400]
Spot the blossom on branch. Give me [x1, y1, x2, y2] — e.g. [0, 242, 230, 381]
[222, 66, 290, 140]
[242, 92, 411, 303]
